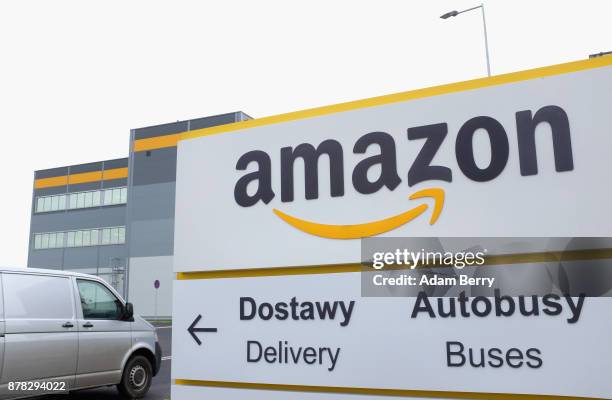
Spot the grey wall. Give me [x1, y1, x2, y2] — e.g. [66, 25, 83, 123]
[28, 158, 129, 286]
[127, 111, 251, 260]
[129, 182, 175, 257]
[30, 206, 127, 232]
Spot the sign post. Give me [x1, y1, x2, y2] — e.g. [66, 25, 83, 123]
[154, 279, 160, 320]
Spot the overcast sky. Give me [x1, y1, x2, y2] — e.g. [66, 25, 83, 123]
[0, 0, 610, 266]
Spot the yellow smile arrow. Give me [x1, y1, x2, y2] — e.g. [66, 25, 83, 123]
[272, 187, 445, 239]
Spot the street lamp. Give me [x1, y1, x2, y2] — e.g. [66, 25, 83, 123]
[440, 4, 491, 77]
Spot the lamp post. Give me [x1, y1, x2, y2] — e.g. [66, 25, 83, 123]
[440, 4, 491, 77]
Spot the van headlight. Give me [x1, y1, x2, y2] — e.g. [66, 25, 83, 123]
[154, 330, 159, 342]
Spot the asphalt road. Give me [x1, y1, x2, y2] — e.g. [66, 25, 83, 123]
[43, 325, 172, 400]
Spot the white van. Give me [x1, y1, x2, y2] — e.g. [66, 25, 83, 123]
[0, 267, 161, 399]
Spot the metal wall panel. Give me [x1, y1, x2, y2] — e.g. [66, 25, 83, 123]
[102, 178, 128, 188]
[131, 147, 177, 186]
[61, 247, 99, 268]
[130, 182, 175, 221]
[27, 249, 64, 269]
[188, 112, 240, 130]
[134, 121, 189, 140]
[67, 182, 102, 193]
[69, 162, 103, 174]
[128, 219, 174, 257]
[103, 158, 129, 169]
[34, 167, 69, 179]
[30, 205, 126, 232]
[34, 187, 68, 196]
[98, 245, 128, 268]
[34, 158, 128, 181]
[132, 112, 247, 139]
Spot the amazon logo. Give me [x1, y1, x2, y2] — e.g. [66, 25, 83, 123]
[234, 105, 573, 239]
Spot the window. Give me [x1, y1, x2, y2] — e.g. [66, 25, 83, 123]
[103, 188, 126, 205]
[77, 192, 85, 208]
[103, 189, 113, 205]
[35, 188, 127, 213]
[77, 279, 122, 320]
[110, 227, 119, 244]
[34, 226, 126, 249]
[92, 191, 101, 206]
[109, 189, 115, 204]
[58, 194, 66, 210]
[41, 233, 49, 249]
[4, 274, 74, 319]
[84, 191, 93, 208]
[112, 188, 121, 204]
[91, 229, 99, 245]
[56, 232, 65, 247]
[36, 197, 44, 212]
[48, 233, 57, 248]
[82, 230, 91, 247]
[51, 196, 59, 211]
[102, 228, 110, 245]
[66, 231, 75, 247]
[43, 197, 52, 211]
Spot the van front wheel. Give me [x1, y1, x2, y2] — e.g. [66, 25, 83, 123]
[118, 355, 153, 398]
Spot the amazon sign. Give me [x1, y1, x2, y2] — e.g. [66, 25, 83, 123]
[233, 105, 572, 239]
[173, 57, 612, 271]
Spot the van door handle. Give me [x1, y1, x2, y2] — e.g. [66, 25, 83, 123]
[62, 322, 74, 328]
[83, 322, 94, 328]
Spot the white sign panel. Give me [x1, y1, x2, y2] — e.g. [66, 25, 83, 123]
[172, 272, 612, 399]
[172, 57, 612, 399]
[174, 60, 612, 271]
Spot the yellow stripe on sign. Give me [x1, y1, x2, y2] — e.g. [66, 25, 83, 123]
[173, 379, 604, 399]
[175, 248, 612, 280]
[34, 167, 129, 189]
[177, 263, 361, 280]
[175, 55, 612, 144]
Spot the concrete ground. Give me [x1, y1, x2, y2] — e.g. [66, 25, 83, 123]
[43, 325, 172, 400]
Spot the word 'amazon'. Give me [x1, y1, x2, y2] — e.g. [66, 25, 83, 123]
[234, 105, 573, 207]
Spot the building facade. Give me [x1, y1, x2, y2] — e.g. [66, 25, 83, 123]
[29, 158, 130, 293]
[28, 111, 251, 318]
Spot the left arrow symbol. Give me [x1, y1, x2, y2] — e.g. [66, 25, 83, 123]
[188, 314, 218, 346]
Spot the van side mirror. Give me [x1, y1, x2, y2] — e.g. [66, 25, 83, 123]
[123, 302, 134, 321]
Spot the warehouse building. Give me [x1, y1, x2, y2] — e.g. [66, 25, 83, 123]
[28, 111, 251, 318]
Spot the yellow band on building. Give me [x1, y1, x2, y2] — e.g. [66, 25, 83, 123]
[34, 167, 129, 189]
